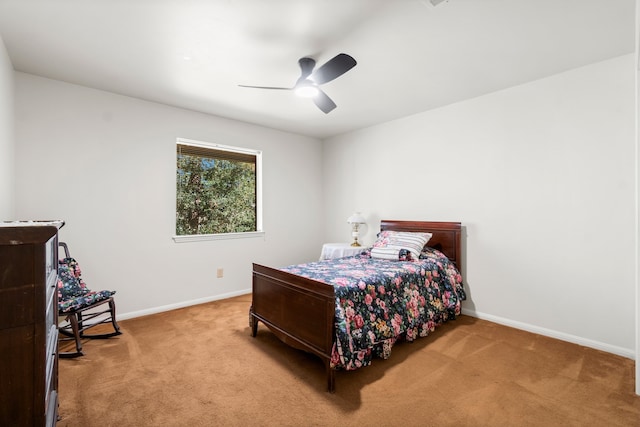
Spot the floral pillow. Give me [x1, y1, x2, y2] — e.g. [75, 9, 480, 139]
[369, 247, 414, 261]
[370, 230, 432, 261]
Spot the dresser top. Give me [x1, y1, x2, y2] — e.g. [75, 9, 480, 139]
[0, 221, 64, 245]
[0, 220, 64, 228]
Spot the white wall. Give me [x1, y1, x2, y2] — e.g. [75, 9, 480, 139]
[14, 73, 324, 319]
[0, 35, 14, 219]
[323, 54, 636, 357]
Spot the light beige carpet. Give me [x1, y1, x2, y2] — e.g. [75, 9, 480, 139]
[57, 294, 640, 426]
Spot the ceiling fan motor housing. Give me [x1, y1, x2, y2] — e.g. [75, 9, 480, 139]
[298, 57, 316, 79]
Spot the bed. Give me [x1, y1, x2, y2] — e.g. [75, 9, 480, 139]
[250, 220, 465, 392]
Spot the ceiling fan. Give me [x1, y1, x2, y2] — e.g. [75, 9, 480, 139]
[239, 53, 357, 114]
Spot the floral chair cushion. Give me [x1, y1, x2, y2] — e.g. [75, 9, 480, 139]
[58, 257, 88, 298]
[57, 257, 116, 313]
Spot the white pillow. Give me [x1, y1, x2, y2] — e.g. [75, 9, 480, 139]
[370, 231, 432, 261]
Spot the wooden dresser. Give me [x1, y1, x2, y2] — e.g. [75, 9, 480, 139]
[0, 221, 64, 426]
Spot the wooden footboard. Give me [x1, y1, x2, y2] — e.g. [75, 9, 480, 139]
[250, 263, 336, 392]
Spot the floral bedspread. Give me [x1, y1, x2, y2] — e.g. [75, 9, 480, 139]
[281, 247, 466, 371]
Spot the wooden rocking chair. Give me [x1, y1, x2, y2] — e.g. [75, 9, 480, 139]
[57, 242, 121, 358]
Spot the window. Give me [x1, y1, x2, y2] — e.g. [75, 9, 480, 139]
[174, 138, 262, 242]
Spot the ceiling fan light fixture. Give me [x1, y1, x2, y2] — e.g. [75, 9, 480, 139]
[294, 83, 319, 98]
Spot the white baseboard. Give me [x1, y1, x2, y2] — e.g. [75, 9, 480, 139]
[461, 308, 635, 360]
[118, 296, 634, 360]
[118, 289, 252, 321]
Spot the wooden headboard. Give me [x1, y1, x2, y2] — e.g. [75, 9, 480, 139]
[380, 220, 462, 273]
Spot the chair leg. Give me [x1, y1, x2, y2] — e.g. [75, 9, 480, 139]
[59, 313, 84, 358]
[77, 311, 84, 337]
[109, 299, 121, 334]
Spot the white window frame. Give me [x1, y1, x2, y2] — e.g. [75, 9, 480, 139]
[173, 137, 264, 243]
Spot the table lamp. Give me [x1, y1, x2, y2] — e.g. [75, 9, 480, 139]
[347, 212, 366, 247]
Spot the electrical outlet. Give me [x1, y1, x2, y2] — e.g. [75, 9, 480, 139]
[216, 268, 223, 278]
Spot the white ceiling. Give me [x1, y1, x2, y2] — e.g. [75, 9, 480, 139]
[0, 0, 635, 139]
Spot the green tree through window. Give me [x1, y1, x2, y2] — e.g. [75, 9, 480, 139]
[176, 140, 260, 236]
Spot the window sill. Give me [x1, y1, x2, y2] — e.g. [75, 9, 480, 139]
[173, 231, 265, 243]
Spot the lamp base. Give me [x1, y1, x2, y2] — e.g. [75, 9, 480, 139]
[350, 242, 361, 247]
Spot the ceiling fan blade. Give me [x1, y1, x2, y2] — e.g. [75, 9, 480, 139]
[313, 89, 337, 114]
[238, 85, 292, 90]
[311, 53, 357, 85]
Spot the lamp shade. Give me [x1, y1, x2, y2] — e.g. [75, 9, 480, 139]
[347, 212, 366, 224]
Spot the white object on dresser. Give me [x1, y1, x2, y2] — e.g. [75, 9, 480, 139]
[320, 243, 366, 260]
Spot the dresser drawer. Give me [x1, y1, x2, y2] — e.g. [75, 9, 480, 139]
[45, 389, 58, 427]
[45, 324, 57, 394]
[45, 272, 57, 341]
[44, 236, 56, 282]
[46, 269, 58, 314]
